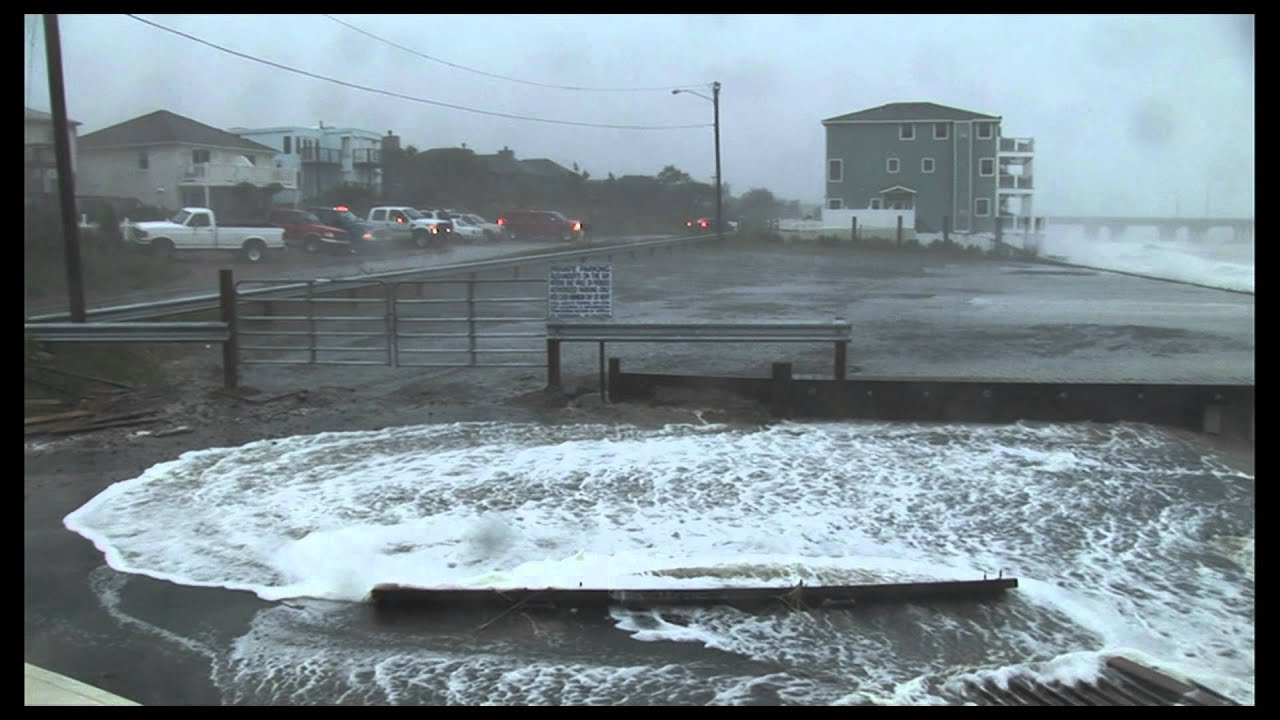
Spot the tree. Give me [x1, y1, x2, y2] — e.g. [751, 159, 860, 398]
[734, 187, 780, 229]
[657, 165, 693, 185]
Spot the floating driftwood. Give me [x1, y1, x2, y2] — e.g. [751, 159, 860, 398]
[27, 363, 136, 390]
[369, 577, 1018, 613]
[960, 654, 1239, 706]
[24, 409, 94, 426]
[24, 409, 164, 437]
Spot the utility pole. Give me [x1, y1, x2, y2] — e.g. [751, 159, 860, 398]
[43, 13, 86, 322]
[713, 81, 722, 243]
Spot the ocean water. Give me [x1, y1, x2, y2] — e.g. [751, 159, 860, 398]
[1037, 226, 1254, 293]
[65, 420, 1254, 705]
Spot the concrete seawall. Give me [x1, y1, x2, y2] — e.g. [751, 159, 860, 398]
[608, 361, 1254, 445]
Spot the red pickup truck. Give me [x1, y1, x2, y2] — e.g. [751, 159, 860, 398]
[268, 208, 353, 254]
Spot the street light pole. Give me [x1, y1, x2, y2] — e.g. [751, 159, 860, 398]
[673, 81, 723, 242]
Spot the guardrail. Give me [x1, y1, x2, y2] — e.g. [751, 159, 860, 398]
[26, 270, 243, 389]
[23, 321, 229, 343]
[545, 320, 853, 390]
[27, 232, 726, 324]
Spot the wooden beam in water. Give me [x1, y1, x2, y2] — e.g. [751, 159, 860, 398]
[368, 577, 1019, 612]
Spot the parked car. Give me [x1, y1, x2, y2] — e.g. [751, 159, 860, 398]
[496, 209, 586, 241]
[268, 208, 352, 254]
[460, 213, 504, 241]
[414, 209, 456, 236]
[365, 206, 449, 249]
[448, 214, 487, 242]
[308, 205, 379, 252]
[124, 207, 285, 262]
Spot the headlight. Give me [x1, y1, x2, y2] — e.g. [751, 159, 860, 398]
[362, 232, 373, 240]
[322, 232, 336, 238]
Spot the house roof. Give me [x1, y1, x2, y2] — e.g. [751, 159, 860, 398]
[25, 106, 80, 126]
[823, 102, 1000, 124]
[476, 153, 538, 176]
[519, 158, 579, 179]
[79, 110, 277, 153]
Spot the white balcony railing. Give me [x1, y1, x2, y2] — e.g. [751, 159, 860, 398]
[999, 137, 1035, 153]
[181, 162, 297, 188]
[998, 174, 1034, 190]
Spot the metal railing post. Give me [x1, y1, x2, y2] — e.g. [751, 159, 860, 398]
[307, 281, 317, 364]
[467, 273, 477, 367]
[388, 282, 399, 367]
[547, 338, 562, 388]
[219, 269, 238, 389]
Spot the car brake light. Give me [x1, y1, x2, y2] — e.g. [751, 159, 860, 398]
[573, 221, 582, 231]
[334, 206, 348, 212]
[700, 220, 709, 228]
[686, 221, 693, 227]
[497, 218, 506, 226]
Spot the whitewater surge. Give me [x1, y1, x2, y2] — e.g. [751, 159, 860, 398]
[66, 420, 1254, 704]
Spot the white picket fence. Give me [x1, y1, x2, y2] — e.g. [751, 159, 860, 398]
[774, 208, 916, 242]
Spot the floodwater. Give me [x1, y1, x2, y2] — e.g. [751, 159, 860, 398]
[50, 230, 1254, 705]
[65, 420, 1254, 705]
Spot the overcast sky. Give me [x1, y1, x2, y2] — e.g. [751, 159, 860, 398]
[24, 14, 1254, 217]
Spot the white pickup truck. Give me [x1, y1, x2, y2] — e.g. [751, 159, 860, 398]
[365, 206, 450, 249]
[124, 207, 285, 263]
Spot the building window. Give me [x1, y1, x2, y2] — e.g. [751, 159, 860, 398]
[137, 151, 148, 170]
[899, 123, 915, 140]
[193, 149, 211, 164]
[827, 159, 843, 183]
[975, 198, 991, 216]
[827, 198, 844, 210]
[976, 123, 994, 140]
[934, 123, 949, 140]
[870, 198, 882, 210]
[283, 136, 292, 154]
[886, 157, 900, 174]
[245, 155, 256, 166]
[922, 158, 936, 174]
[979, 158, 995, 176]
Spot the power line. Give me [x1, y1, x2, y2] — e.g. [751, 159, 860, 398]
[322, 14, 709, 93]
[124, 14, 712, 131]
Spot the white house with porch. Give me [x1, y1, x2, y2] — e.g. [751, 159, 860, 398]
[76, 110, 295, 219]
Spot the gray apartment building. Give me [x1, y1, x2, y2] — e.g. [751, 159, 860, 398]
[822, 102, 1036, 235]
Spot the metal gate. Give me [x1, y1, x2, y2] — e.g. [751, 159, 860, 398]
[235, 275, 547, 368]
[391, 275, 546, 368]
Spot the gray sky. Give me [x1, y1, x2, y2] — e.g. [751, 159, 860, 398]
[25, 14, 1254, 217]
